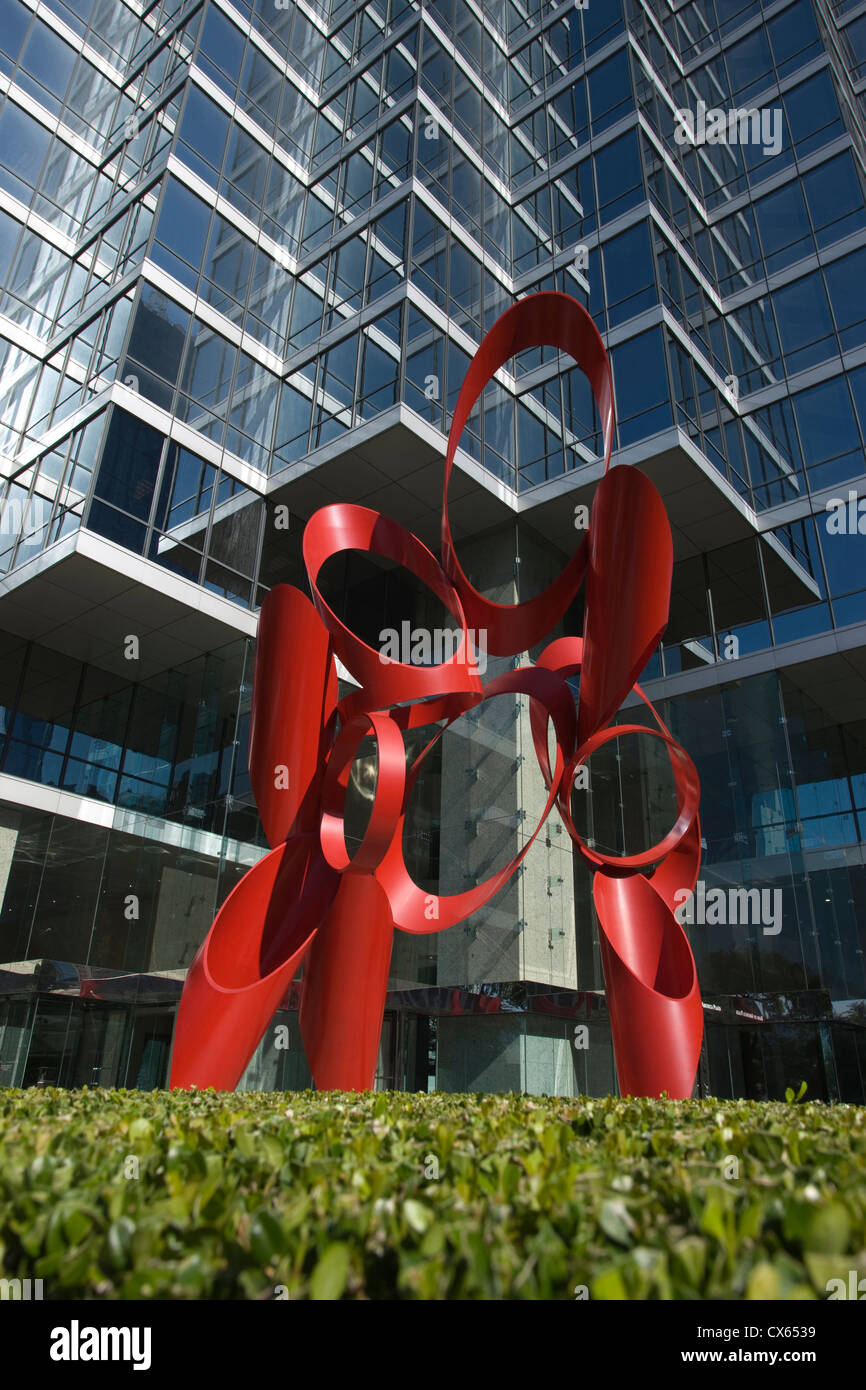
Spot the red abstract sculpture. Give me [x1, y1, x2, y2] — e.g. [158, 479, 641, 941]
[169, 292, 703, 1100]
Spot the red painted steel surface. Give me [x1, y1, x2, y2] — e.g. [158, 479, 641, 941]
[248, 584, 338, 844]
[298, 874, 394, 1092]
[442, 291, 612, 657]
[169, 291, 704, 1099]
[169, 835, 339, 1090]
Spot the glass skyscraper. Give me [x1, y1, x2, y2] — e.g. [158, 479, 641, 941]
[0, 0, 864, 1100]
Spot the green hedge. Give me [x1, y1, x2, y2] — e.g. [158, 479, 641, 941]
[1, 1089, 864, 1299]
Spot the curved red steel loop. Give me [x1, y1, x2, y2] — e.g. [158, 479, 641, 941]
[248, 584, 338, 846]
[532, 635, 703, 1096]
[374, 663, 577, 934]
[304, 503, 483, 706]
[169, 833, 340, 1090]
[442, 291, 613, 658]
[169, 290, 704, 1101]
[562, 724, 699, 872]
[578, 464, 673, 746]
[319, 711, 406, 874]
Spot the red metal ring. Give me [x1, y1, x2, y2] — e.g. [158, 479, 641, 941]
[561, 723, 700, 871]
[375, 663, 576, 933]
[441, 291, 614, 657]
[320, 711, 406, 874]
[303, 502, 483, 705]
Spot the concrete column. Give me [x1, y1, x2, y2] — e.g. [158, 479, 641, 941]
[434, 520, 579, 1091]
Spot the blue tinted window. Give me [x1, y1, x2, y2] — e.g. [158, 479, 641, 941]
[0, 209, 18, 283]
[288, 279, 323, 349]
[517, 402, 558, 485]
[772, 516, 825, 589]
[124, 285, 189, 401]
[153, 444, 214, 533]
[755, 180, 810, 273]
[733, 296, 780, 384]
[198, 6, 245, 94]
[19, 21, 75, 111]
[820, 504, 866, 600]
[0, 0, 30, 64]
[803, 153, 866, 248]
[588, 49, 631, 134]
[767, 0, 821, 77]
[154, 179, 211, 280]
[553, 81, 588, 153]
[178, 87, 229, 176]
[793, 378, 862, 490]
[603, 221, 656, 327]
[824, 249, 866, 352]
[89, 409, 164, 551]
[726, 27, 773, 102]
[301, 188, 332, 251]
[612, 328, 671, 445]
[0, 102, 49, 191]
[289, 8, 325, 85]
[240, 44, 280, 127]
[273, 379, 312, 465]
[784, 72, 843, 158]
[319, 334, 356, 408]
[772, 272, 835, 373]
[582, 1, 624, 56]
[849, 365, 866, 442]
[180, 323, 236, 413]
[203, 214, 252, 308]
[359, 335, 397, 416]
[594, 131, 643, 224]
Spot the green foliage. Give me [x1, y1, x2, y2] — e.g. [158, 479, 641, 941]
[0, 1088, 863, 1300]
[785, 1081, 808, 1104]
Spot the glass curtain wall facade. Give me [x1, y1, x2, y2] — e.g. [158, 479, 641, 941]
[0, 0, 864, 1098]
